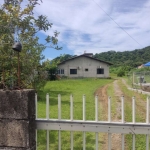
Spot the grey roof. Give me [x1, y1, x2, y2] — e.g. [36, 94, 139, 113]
[58, 54, 113, 65]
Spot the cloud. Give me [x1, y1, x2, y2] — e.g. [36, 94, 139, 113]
[36, 0, 150, 55]
[1, 0, 150, 57]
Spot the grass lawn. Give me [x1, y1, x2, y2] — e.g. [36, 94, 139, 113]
[37, 78, 113, 150]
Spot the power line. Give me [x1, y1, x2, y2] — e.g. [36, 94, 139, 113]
[92, 0, 142, 47]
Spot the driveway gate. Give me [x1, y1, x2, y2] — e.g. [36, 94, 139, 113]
[35, 94, 150, 150]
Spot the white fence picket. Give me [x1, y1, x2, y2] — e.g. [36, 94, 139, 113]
[108, 133, 111, 150]
[121, 134, 124, 150]
[121, 96, 125, 150]
[146, 97, 150, 150]
[146, 134, 149, 150]
[46, 94, 49, 150]
[46, 93, 49, 119]
[146, 96, 150, 124]
[132, 134, 135, 150]
[108, 97, 111, 122]
[83, 95, 86, 150]
[95, 95, 98, 150]
[70, 95, 74, 150]
[132, 96, 135, 123]
[121, 96, 124, 123]
[58, 94, 61, 150]
[71, 131, 73, 150]
[70, 95, 73, 121]
[132, 97, 136, 150]
[58, 94, 61, 120]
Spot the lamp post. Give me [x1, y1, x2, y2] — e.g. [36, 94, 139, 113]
[12, 42, 22, 88]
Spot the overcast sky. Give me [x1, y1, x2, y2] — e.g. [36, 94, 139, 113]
[1, 0, 150, 60]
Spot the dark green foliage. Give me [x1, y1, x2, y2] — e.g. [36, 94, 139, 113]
[0, 0, 61, 90]
[47, 67, 57, 81]
[53, 54, 76, 63]
[94, 46, 150, 68]
[117, 70, 125, 77]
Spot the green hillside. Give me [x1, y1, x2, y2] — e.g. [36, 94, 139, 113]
[52, 46, 150, 68]
[94, 46, 150, 67]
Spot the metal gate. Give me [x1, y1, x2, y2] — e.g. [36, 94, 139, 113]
[35, 94, 150, 150]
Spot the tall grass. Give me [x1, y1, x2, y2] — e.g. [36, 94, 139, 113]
[37, 78, 113, 150]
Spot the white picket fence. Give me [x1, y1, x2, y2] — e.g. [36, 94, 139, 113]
[35, 94, 150, 150]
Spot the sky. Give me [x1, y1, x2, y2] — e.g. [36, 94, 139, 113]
[1, 0, 150, 60]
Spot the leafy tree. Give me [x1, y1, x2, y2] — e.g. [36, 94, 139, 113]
[0, 0, 61, 89]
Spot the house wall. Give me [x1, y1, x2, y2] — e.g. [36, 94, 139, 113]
[58, 56, 110, 78]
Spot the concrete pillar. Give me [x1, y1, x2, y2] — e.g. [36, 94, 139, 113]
[0, 89, 36, 150]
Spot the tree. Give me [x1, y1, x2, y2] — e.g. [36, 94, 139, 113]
[0, 0, 61, 89]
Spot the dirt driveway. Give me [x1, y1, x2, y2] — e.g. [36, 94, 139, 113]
[94, 79, 147, 150]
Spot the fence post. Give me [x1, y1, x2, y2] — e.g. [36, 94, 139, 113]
[132, 72, 134, 88]
[121, 96, 125, 150]
[132, 96, 135, 150]
[70, 94, 73, 121]
[70, 95, 74, 150]
[132, 97, 135, 123]
[108, 97, 111, 150]
[108, 97, 111, 122]
[46, 93, 50, 150]
[0, 90, 36, 150]
[83, 95, 86, 150]
[58, 94, 61, 150]
[146, 96, 150, 150]
[95, 95, 98, 150]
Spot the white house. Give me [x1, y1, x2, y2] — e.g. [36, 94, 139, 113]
[57, 53, 113, 78]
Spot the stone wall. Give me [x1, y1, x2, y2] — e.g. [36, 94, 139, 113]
[0, 90, 36, 150]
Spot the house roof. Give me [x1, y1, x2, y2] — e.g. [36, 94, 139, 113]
[58, 54, 113, 65]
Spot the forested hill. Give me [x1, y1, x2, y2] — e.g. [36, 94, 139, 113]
[94, 46, 150, 67]
[52, 46, 150, 68]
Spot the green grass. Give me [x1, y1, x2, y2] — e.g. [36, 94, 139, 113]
[37, 78, 113, 150]
[37, 77, 149, 149]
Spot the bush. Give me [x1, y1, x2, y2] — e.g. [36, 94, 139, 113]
[117, 70, 125, 77]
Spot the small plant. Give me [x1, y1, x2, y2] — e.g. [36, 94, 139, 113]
[117, 70, 125, 77]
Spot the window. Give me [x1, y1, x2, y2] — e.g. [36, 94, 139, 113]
[97, 68, 104, 74]
[61, 69, 64, 74]
[85, 68, 88, 71]
[57, 69, 64, 74]
[70, 69, 77, 74]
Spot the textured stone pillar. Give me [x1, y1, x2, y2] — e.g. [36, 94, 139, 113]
[0, 89, 36, 150]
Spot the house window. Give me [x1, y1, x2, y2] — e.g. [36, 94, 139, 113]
[85, 68, 88, 71]
[61, 69, 64, 74]
[58, 69, 64, 74]
[70, 69, 77, 74]
[97, 68, 104, 74]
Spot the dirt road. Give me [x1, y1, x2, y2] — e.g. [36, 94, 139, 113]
[94, 79, 147, 150]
